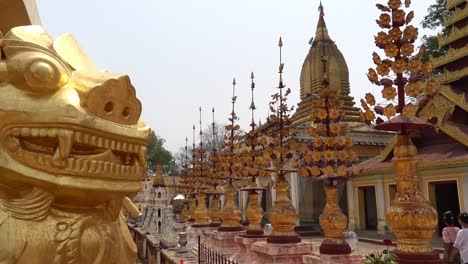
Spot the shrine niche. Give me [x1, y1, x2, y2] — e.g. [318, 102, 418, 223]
[0, 26, 149, 263]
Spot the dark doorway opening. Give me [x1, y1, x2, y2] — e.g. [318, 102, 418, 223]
[359, 186, 378, 230]
[432, 181, 460, 235]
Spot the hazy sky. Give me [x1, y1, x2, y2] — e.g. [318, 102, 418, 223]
[37, 0, 434, 154]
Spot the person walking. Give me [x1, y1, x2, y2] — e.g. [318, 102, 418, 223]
[442, 211, 460, 263]
[451, 212, 468, 264]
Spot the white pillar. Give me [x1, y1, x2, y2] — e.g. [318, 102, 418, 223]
[221, 195, 226, 209]
[346, 180, 355, 231]
[289, 172, 300, 225]
[462, 174, 468, 212]
[242, 191, 248, 221]
[290, 172, 299, 210]
[271, 188, 277, 205]
[376, 178, 386, 234]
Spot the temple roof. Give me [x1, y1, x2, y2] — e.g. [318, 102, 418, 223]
[358, 133, 468, 175]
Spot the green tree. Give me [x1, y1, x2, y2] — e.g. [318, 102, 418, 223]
[421, 0, 448, 62]
[146, 131, 178, 175]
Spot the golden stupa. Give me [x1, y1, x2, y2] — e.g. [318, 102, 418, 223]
[295, 7, 361, 124]
[292, 4, 393, 226]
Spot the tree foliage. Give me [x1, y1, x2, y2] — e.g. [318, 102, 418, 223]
[172, 122, 229, 174]
[202, 122, 228, 153]
[146, 131, 178, 175]
[421, 0, 447, 30]
[421, 0, 448, 62]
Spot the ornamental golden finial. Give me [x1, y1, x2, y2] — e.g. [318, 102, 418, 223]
[191, 107, 210, 226]
[263, 39, 301, 243]
[216, 79, 244, 232]
[359, 1, 440, 262]
[239, 71, 268, 236]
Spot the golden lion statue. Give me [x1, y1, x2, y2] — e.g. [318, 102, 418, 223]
[0, 26, 149, 263]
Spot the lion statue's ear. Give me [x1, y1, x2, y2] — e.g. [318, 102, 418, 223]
[53, 33, 99, 72]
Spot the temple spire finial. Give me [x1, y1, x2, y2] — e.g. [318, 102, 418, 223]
[314, 2, 332, 43]
[278, 37, 284, 88]
[319, 1, 324, 17]
[250, 72, 256, 130]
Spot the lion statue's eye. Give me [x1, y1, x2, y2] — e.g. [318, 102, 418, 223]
[29, 61, 55, 83]
[24, 59, 68, 93]
[3, 49, 71, 94]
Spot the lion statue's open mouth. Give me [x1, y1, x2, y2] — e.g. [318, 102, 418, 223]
[4, 126, 146, 179]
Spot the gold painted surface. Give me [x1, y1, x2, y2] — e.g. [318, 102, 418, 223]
[436, 67, 468, 84]
[296, 6, 361, 123]
[319, 185, 348, 245]
[419, 93, 456, 129]
[193, 192, 209, 225]
[0, 26, 149, 263]
[245, 191, 263, 233]
[440, 122, 468, 147]
[268, 175, 298, 237]
[189, 196, 196, 220]
[438, 24, 468, 47]
[432, 45, 468, 68]
[444, 5, 468, 26]
[180, 200, 190, 222]
[219, 180, 242, 228]
[439, 85, 468, 112]
[208, 195, 221, 225]
[447, 0, 467, 11]
[386, 135, 438, 254]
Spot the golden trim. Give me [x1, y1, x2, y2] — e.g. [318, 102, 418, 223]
[440, 85, 468, 112]
[444, 5, 468, 26]
[438, 24, 468, 47]
[432, 46, 468, 68]
[447, 0, 467, 10]
[436, 67, 468, 84]
[421, 175, 464, 215]
[380, 135, 397, 161]
[361, 159, 468, 175]
[440, 122, 468, 147]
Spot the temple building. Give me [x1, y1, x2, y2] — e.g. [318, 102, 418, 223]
[354, 0, 467, 234]
[132, 164, 178, 234]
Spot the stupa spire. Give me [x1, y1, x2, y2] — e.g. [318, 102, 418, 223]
[314, 2, 333, 44]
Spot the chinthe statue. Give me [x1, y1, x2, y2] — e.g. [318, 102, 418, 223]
[0, 26, 149, 263]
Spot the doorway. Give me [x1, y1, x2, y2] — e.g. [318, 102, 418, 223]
[358, 186, 378, 230]
[429, 181, 460, 234]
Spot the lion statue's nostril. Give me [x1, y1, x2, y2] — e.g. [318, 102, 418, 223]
[122, 107, 131, 118]
[104, 101, 114, 114]
[78, 75, 142, 125]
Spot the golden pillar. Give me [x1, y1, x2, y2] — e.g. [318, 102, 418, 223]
[219, 180, 242, 231]
[193, 192, 210, 226]
[244, 189, 265, 235]
[267, 173, 300, 243]
[386, 134, 439, 262]
[319, 185, 351, 254]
